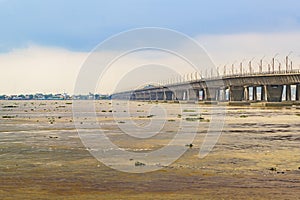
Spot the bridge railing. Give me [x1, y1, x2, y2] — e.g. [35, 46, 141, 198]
[212, 69, 300, 79]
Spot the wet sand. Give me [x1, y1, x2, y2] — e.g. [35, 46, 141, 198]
[0, 100, 300, 199]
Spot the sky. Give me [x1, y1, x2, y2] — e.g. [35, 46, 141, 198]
[1, 0, 300, 94]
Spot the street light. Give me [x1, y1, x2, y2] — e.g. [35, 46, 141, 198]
[240, 59, 246, 75]
[231, 61, 237, 75]
[223, 62, 228, 76]
[272, 53, 279, 73]
[275, 59, 281, 72]
[249, 57, 255, 74]
[286, 51, 293, 71]
[259, 56, 265, 73]
[217, 65, 221, 77]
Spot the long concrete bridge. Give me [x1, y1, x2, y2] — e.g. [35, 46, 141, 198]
[111, 69, 300, 104]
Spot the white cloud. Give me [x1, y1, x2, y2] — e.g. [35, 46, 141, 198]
[196, 32, 300, 72]
[0, 45, 87, 95]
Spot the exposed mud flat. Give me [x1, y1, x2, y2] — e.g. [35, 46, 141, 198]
[0, 100, 300, 199]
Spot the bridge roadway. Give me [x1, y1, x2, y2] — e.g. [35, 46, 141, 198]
[111, 70, 300, 103]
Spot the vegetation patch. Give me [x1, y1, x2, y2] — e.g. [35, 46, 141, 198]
[135, 161, 146, 166]
[57, 105, 66, 108]
[185, 116, 209, 122]
[138, 114, 155, 118]
[183, 109, 196, 112]
[2, 115, 15, 119]
[2, 105, 18, 108]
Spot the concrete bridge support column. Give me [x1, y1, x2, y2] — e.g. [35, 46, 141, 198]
[244, 86, 249, 101]
[171, 90, 176, 100]
[150, 92, 156, 100]
[266, 85, 283, 102]
[204, 87, 218, 101]
[175, 90, 184, 101]
[262, 85, 267, 101]
[165, 91, 173, 100]
[220, 88, 226, 101]
[229, 86, 244, 101]
[135, 93, 140, 100]
[185, 90, 189, 101]
[286, 85, 292, 101]
[146, 92, 151, 100]
[195, 89, 200, 101]
[163, 91, 167, 101]
[130, 93, 136, 100]
[296, 84, 300, 101]
[188, 89, 199, 101]
[253, 87, 257, 101]
[182, 90, 188, 101]
[156, 92, 164, 100]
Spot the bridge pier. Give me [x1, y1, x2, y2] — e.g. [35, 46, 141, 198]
[145, 92, 151, 100]
[188, 89, 199, 101]
[155, 92, 163, 100]
[253, 86, 257, 101]
[130, 93, 136, 100]
[266, 85, 283, 102]
[150, 92, 156, 100]
[219, 88, 226, 101]
[165, 91, 173, 101]
[175, 90, 184, 101]
[286, 85, 292, 101]
[182, 90, 188, 100]
[262, 85, 267, 101]
[296, 84, 300, 101]
[229, 86, 244, 101]
[244, 86, 249, 101]
[204, 87, 218, 101]
[135, 92, 141, 100]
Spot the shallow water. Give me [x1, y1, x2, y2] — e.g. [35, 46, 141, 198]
[0, 100, 300, 199]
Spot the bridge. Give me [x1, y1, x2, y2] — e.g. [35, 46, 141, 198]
[111, 69, 300, 105]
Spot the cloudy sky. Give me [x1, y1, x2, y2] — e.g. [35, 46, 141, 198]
[1, 0, 300, 94]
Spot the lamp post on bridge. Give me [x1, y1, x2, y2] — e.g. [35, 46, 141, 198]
[239, 59, 246, 75]
[223, 63, 228, 76]
[259, 56, 265, 73]
[275, 59, 282, 72]
[216, 66, 220, 77]
[249, 57, 255, 74]
[272, 53, 279, 73]
[286, 51, 293, 71]
[231, 61, 237, 75]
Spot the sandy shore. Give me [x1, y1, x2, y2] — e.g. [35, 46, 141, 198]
[0, 100, 300, 199]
